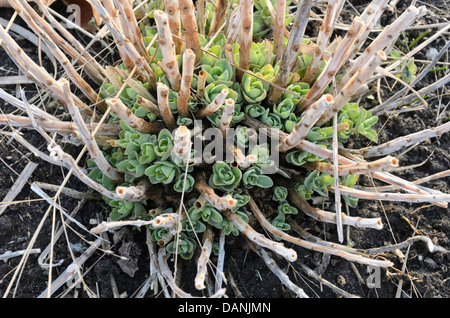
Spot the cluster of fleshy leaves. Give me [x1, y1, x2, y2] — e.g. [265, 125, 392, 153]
[88, 8, 383, 260]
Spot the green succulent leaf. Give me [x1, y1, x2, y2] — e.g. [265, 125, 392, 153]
[145, 160, 179, 184]
[166, 233, 197, 260]
[242, 166, 274, 188]
[173, 173, 195, 193]
[272, 186, 288, 202]
[277, 201, 298, 215]
[209, 161, 242, 192]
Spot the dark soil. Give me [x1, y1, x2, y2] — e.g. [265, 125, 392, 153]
[0, 0, 449, 300]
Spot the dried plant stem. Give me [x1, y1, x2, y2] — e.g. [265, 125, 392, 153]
[156, 82, 176, 130]
[88, 0, 155, 84]
[61, 79, 121, 182]
[319, 50, 387, 124]
[209, 0, 228, 36]
[243, 115, 447, 208]
[303, 0, 344, 83]
[179, 0, 202, 62]
[228, 144, 257, 169]
[0, 114, 120, 136]
[268, 0, 313, 105]
[196, 70, 208, 98]
[226, 3, 241, 45]
[247, 195, 391, 266]
[197, 0, 206, 35]
[304, 155, 399, 176]
[218, 99, 235, 136]
[298, 17, 366, 112]
[115, 0, 149, 62]
[0, 23, 92, 116]
[172, 125, 192, 161]
[31, 0, 107, 85]
[194, 174, 237, 210]
[279, 94, 334, 152]
[195, 88, 229, 117]
[164, 0, 183, 54]
[336, 5, 427, 91]
[360, 120, 450, 158]
[115, 180, 150, 202]
[195, 225, 214, 290]
[177, 49, 196, 117]
[331, 186, 450, 204]
[332, 113, 344, 243]
[249, 243, 309, 298]
[90, 213, 178, 235]
[238, 0, 253, 79]
[154, 10, 182, 92]
[286, 187, 383, 230]
[223, 209, 297, 262]
[273, 0, 286, 63]
[106, 98, 162, 134]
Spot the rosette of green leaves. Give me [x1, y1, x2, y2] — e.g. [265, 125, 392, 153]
[341, 174, 359, 208]
[116, 150, 147, 182]
[145, 160, 180, 185]
[213, 211, 249, 236]
[202, 59, 234, 87]
[209, 161, 242, 192]
[272, 186, 288, 202]
[153, 129, 173, 160]
[108, 199, 148, 221]
[88, 168, 116, 192]
[242, 166, 274, 188]
[261, 108, 283, 130]
[203, 83, 239, 105]
[282, 82, 310, 106]
[176, 116, 193, 127]
[293, 183, 313, 200]
[190, 203, 223, 224]
[273, 98, 295, 119]
[286, 146, 327, 166]
[277, 201, 298, 215]
[245, 104, 266, 118]
[166, 232, 197, 260]
[284, 112, 301, 133]
[151, 227, 171, 242]
[304, 170, 335, 197]
[250, 41, 275, 71]
[241, 71, 268, 104]
[234, 125, 250, 149]
[269, 213, 291, 240]
[249, 143, 275, 170]
[173, 173, 195, 193]
[338, 103, 378, 143]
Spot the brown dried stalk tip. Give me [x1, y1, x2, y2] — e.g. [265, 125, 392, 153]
[177, 49, 196, 117]
[179, 0, 202, 62]
[157, 82, 177, 130]
[106, 97, 162, 134]
[238, 0, 254, 80]
[154, 9, 182, 92]
[195, 88, 229, 118]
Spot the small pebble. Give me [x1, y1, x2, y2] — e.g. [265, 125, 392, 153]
[426, 47, 439, 60]
[336, 275, 346, 286]
[424, 257, 438, 270]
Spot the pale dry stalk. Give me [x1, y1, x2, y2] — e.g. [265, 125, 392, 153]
[177, 49, 196, 117]
[172, 125, 192, 161]
[33, 0, 107, 85]
[302, 0, 344, 83]
[304, 155, 399, 176]
[209, 0, 228, 36]
[164, 0, 183, 54]
[360, 121, 450, 158]
[336, 5, 427, 91]
[60, 79, 121, 182]
[194, 174, 237, 211]
[226, 2, 241, 45]
[195, 88, 229, 117]
[319, 50, 387, 124]
[286, 187, 384, 230]
[0, 23, 92, 116]
[156, 82, 176, 130]
[218, 99, 235, 136]
[179, 0, 202, 62]
[154, 10, 182, 92]
[106, 97, 162, 134]
[298, 17, 366, 112]
[228, 144, 257, 169]
[273, 0, 286, 63]
[115, 180, 150, 202]
[238, 0, 253, 79]
[279, 94, 334, 152]
[223, 209, 297, 262]
[247, 196, 391, 266]
[194, 225, 214, 290]
[268, 0, 313, 105]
